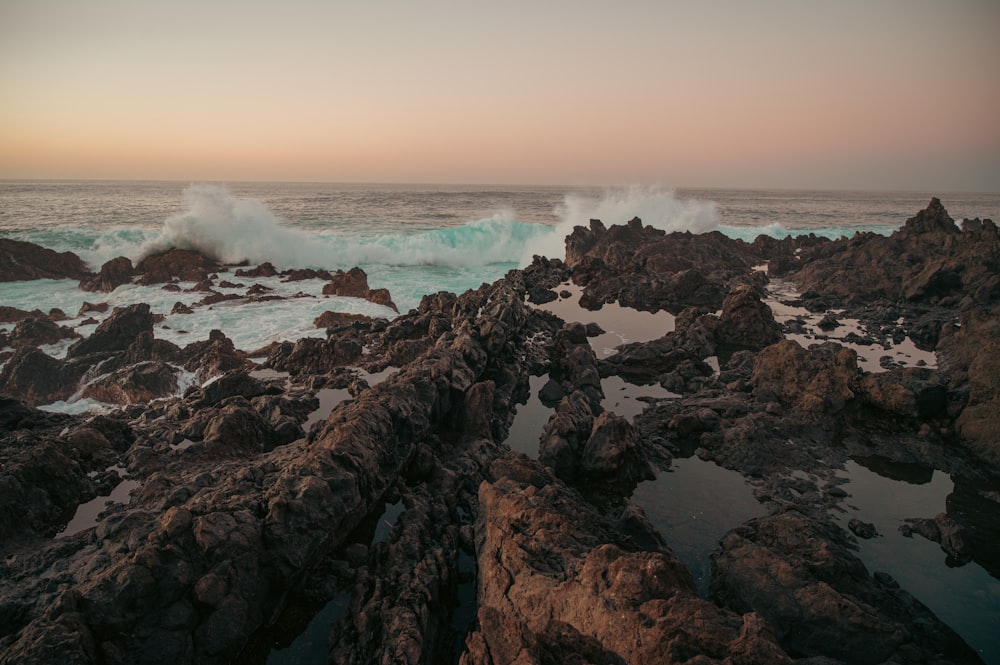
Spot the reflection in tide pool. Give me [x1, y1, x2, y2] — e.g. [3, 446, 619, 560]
[836, 460, 999, 663]
[632, 457, 765, 596]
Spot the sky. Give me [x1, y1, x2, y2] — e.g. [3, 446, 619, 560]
[1, 0, 998, 191]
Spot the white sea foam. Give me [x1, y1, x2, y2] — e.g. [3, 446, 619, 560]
[528, 186, 719, 261]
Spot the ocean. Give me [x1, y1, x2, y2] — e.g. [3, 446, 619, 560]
[3, 181, 1000, 661]
[2, 180, 998, 379]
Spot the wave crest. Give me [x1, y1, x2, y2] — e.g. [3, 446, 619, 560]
[139, 185, 555, 269]
[528, 185, 719, 260]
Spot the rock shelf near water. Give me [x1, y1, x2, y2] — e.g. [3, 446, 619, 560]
[1, 199, 998, 664]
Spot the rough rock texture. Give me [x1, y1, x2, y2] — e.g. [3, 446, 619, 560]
[79, 257, 134, 293]
[462, 454, 790, 665]
[712, 511, 981, 664]
[322, 267, 399, 312]
[67, 304, 155, 359]
[0, 238, 91, 282]
[134, 249, 221, 285]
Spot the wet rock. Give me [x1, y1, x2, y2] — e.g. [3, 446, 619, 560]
[78, 301, 110, 316]
[79, 256, 134, 292]
[465, 454, 791, 664]
[8, 317, 78, 348]
[848, 518, 878, 539]
[67, 303, 155, 359]
[135, 249, 221, 285]
[579, 411, 655, 485]
[712, 511, 981, 664]
[0, 347, 88, 405]
[900, 513, 973, 566]
[322, 267, 398, 312]
[80, 361, 180, 405]
[235, 262, 277, 278]
[858, 367, 947, 420]
[0, 305, 50, 323]
[0, 238, 91, 282]
[179, 329, 252, 380]
[313, 311, 372, 330]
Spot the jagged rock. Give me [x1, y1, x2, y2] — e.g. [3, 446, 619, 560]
[464, 454, 791, 664]
[322, 267, 398, 312]
[135, 249, 220, 285]
[848, 518, 878, 539]
[0, 306, 49, 323]
[179, 329, 252, 380]
[235, 262, 277, 278]
[712, 512, 980, 664]
[80, 361, 180, 405]
[313, 311, 372, 329]
[79, 256, 134, 292]
[750, 340, 859, 416]
[0, 347, 88, 405]
[67, 304, 155, 359]
[858, 367, 947, 419]
[0, 238, 91, 282]
[8, 317, 78, 348]
[900, 513, 973, 566]
[715, 283, 783, 351]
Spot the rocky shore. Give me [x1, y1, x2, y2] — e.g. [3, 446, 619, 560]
[1, 199, 997, 664]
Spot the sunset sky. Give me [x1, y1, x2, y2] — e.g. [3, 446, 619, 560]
[2, 1, 998, 191]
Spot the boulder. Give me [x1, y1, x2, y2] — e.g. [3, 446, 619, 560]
[235, 262, 277, 278]
[322, 267, 398, 312]
[0, 238, 91, 282]
[750, 340, 859, 416]
[80, 361, 180, 405]
[715, 283, 783, 351]
[712, 512, 979, 664]
[135, 249, 220, 285]
[79, 256, 134, 292]
[67, 304, 155, 358]
[464, 454, 791, 664]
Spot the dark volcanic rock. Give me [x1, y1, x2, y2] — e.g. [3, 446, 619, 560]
[789, 199, 1000, 308]
[79, 256, 134, 292]
[80, 361, 180, 405]
[712, 511, 980, 664]
[0, 238, 91, 282]
[67, 303, 154, 359]
[750, 340, 859, 416]
[0, 347, 88, 406]
[322, 267, 399, 312]
[8, 317, 78, 349]
[463, 454, 790, 665]
[715, 283, 783, 352]
[313, 311, 373, 329]
[235, 262, 277, 278]
[135, 249, 221, 285]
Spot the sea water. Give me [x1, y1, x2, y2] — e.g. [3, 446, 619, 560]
[4, 181, 999, 661]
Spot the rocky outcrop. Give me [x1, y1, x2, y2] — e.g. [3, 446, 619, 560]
[0, 238, 91, 282]
[67, 304, 155, 359]
[79, 257, 134, 292]
[134, 249, 221, 285]
[789, 199, 999, 308]
[322, 267, 398, 312]
[712, 511, 981, 664]
[462, 454, 790, 665]
[750, 340, 859, 416]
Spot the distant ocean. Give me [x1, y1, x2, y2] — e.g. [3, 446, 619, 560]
[2, 180, 998, 370]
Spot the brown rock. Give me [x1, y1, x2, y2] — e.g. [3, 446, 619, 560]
[313, 311, 372, 329]
[135, 249, 220, 285]
[67, 303, 155, 358]
[79, 256, 134, 292]
[0, 238, 90, 282]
